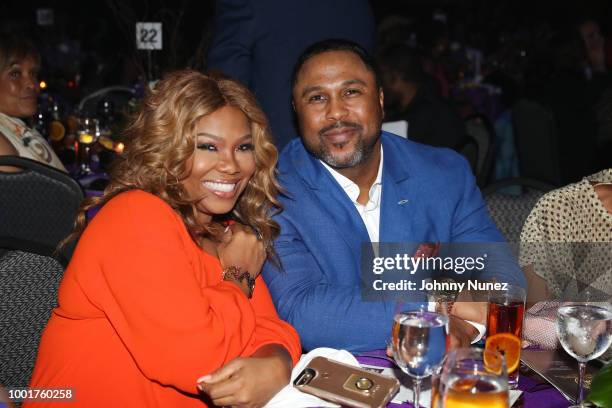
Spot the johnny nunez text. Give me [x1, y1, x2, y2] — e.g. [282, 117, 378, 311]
[371, 279, 508, 292]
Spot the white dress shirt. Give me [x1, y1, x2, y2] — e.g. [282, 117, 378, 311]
[320, 147, 383, 243]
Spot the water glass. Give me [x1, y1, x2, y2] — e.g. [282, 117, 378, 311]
[557, 304, 612, 407]
[391, 310, 448, 408]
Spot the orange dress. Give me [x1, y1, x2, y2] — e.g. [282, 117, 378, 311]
[26, 190, 301, 407]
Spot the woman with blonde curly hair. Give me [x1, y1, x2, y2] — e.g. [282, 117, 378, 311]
[27, 70, 301, 408]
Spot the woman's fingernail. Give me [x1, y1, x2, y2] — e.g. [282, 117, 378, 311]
[198, 375, 212, 383]
[224, 226, 230, 233]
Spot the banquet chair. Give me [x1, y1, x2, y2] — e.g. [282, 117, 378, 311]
[483, 178, 556, 243]
[0, 156, 84, 264]
[512, 99, 562, 187]
[458, 136, 479, 175]
[78, 85, 136, 117]
[0, 250, 64, 390]
[465, 114, 496, 187]
[0, 156, 82, 393]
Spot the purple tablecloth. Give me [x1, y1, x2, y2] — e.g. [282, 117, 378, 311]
[355, 350, 570, 408]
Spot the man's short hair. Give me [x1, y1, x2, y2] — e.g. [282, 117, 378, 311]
[291, 39, 382, 90]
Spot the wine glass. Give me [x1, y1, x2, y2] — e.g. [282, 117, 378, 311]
[77, 117, 100, 175]
[557, 304, 612, 407]
[440, 348, 509, 408]
[391, 310, 448, 408]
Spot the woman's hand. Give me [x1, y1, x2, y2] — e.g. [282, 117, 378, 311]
[448, 315, 479, 349]
[198, 345, 292, 408]
[217, 224, 266, 297]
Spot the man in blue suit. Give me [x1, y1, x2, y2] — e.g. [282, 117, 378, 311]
[207, 0, 375, 150]
[262, 40, 526, 352]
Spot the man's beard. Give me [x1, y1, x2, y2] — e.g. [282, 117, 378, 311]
[306, 121, 377, 169]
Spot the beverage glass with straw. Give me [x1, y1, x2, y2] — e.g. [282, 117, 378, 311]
[486, 284, 525, 388]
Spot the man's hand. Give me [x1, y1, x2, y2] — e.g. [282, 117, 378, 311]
[448, 316, 479, 349]
[198, 345, 291, 408]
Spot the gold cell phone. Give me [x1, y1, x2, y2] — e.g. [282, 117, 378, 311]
[293, 356, 400, 408]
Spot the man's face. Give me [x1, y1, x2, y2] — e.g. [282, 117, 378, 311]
[292, 50, 384, 169]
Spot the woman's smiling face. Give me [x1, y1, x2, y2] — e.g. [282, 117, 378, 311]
[182, 105, 256, 224]
[0, 56, 40, 118]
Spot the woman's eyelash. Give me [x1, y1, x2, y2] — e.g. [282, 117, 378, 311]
[197, 143, 217, 151]
[196, 143, 253, 151]
[238, 143, 254, 151]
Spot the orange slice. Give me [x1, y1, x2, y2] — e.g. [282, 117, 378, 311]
[49, 120, 65, 141]
[98, 136, 114, 150]
[66, 115, 78, 133]
[485, 333, 521, 374]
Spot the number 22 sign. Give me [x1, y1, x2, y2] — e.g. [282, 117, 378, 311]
[136, 22, 162, 50]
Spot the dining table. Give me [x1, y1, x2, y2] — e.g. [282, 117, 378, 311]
[354, 349, 571, 408]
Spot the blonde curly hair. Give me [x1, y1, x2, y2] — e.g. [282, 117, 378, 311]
[68, 70, 281, 253]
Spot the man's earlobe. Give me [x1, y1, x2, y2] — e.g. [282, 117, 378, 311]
[292, 101, 296, 112]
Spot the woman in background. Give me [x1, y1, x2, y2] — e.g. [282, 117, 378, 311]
[27, 70, 300, 407]
[0, 32, 65, 171]
[520, 169, 611, 348]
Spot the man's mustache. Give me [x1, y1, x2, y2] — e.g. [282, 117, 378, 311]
[319, 121, 362, 136]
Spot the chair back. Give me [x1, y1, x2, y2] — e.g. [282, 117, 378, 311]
[465, 114, 496, 187]
[78, 86, 136, 117]
[483, 177, 556, 243]
[0, 156, 83, 264]
[458, 136, 479, 175]
[0, 250, 64, 389]
[512, 99, 562, 186]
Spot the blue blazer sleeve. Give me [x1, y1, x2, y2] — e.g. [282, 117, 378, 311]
[263, 217, 411, 352]
[207, 0, 255, 85]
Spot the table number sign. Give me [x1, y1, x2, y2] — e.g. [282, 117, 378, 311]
[136, 22, 162, 50]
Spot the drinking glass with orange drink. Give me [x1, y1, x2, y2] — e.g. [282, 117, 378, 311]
[440, 348, 509, 408]
[485, 284, 525, 389]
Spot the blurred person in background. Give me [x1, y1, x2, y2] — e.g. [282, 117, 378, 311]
[524, 29, 598, 184]
[578, 18, 608, 76]
[377, 43, 467, 150]
[0, 32, 65, 172]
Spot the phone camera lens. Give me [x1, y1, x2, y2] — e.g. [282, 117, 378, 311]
[355, 377, 373, 391]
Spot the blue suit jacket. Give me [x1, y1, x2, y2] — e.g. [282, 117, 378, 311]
[262, 132, 526, 352]
[207, 0, 375, 150]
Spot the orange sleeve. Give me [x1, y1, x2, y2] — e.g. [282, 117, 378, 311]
[243, 277, 302, 365]
[75, 191, 274, 394]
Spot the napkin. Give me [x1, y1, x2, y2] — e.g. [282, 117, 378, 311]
[264, 347, 359, 408]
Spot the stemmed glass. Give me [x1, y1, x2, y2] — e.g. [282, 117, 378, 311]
[391, 310, 448, 408]
[77, 117, 100, 175]
[556, 304, 612, 407]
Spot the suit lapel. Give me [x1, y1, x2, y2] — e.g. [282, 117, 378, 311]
[379, 134, 414, 244]
[290, 144, 371, 259]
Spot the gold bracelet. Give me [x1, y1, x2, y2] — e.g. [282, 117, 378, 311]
[222, 266, 256, 298]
